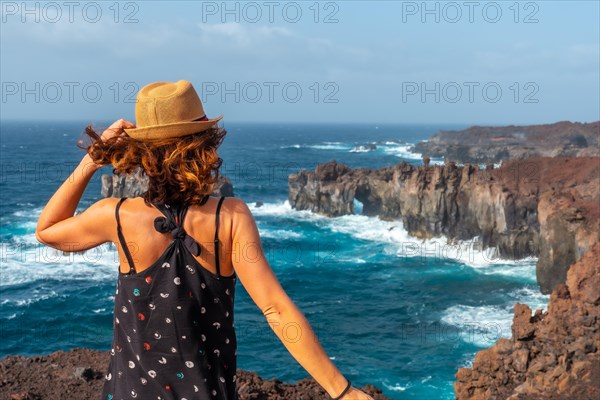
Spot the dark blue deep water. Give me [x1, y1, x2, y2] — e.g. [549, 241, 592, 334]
[0, 121, 548, 399]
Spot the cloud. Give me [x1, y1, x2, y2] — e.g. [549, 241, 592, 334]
[473, 42, 599, 77]
[196, 22, 292, 50]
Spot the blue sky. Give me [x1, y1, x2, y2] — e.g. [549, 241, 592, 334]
[1, 1, 599, 124]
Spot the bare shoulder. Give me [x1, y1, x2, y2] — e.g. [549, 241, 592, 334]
[92, 198, 129, 229]
[221, 196, 252, 215]
[85, 197, 147, 223]
[221, 197, 258, 236]
[85, 196, 121, 214]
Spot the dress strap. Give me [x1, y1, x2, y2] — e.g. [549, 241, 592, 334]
[214, 196, 226, 278]
[115, 197, 136, 275]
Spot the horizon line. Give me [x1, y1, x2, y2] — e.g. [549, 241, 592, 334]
[1, 119, 598, 127]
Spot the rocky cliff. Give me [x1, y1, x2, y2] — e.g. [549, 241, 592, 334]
[0, 348, 390, 400]
[411, 121, 600, 164]
[100, 168, 235, 198]
[288, 157, 599, 294]
[454, 243, 600, 400]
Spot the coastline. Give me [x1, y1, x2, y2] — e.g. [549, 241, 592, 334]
[0, 348, 391, 400]
[288, 156, 599, 294]
[455, 243, 600, 399]
[97, 123, 600, 398]
[285, 121, 600, 398]
[2, 122, 600, 398]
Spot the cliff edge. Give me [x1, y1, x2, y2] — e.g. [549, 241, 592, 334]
[411, 121, 600, 164]
[0, 348, 390, 400]
[455, 243, 600, 399]
[288, 157, 599, 294]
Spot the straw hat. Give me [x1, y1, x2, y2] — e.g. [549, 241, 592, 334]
[123, 80, 223, 141]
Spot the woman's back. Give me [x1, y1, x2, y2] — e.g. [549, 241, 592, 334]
[101, 195, 237, 400]
[113, 196, 235, 278]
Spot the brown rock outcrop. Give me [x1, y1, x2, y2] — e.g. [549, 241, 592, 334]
[0, 348, 390, 400]
[101, 168, 235, 198]
[454, 243, 600, 400]
[288, 157, 599, 293]
[411, 121, 600, 164]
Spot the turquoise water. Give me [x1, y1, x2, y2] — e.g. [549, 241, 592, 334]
[0, 121, 549, 399]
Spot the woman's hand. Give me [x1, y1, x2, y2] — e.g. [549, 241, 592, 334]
[338, 387, 375, 399]
[100, 118, 135, 142]
[83, 118, 135, 169]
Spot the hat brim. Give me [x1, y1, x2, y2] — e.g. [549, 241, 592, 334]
[123, 115, 223, 141]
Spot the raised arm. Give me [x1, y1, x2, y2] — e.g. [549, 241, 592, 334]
[227, 198, 374, 400]
[35, 119, 134, 251]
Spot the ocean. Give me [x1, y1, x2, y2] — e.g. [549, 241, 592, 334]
[0, 121, 549, 400]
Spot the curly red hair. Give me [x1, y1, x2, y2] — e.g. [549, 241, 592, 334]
[78, 124, 226, 206]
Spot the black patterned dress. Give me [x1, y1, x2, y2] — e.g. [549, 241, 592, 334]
[101, 196, 237, 400]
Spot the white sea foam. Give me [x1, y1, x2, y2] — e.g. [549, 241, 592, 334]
[353, 199, 363, 214]
[281, 141, 359, 151]
[1, 238, 119, 310]
[1, 289, 67, 307]
[382, 381, 411, 392]
[248, 200, 318, 220]
[458, 352, 476, 368]
[13, 211, 38, 218]
[441, 304, 515, 347]
[478, 162, 503, 169]
[280, 140, 447, 166]
[381, 144, 424, 160]
[1, 240, 118, 287]
[247, 201, 539, 275]
[466, 256, 539, 283]
[328, 213, 411, 243]
[309, 143, 352, 151]
[441, 288, 549, 347]
[254, 205, 405, 266]
[379, 142, 445, 165]
[335, 257, 367, 264]
[11, 206, 43, 218]
[510, 286, 550, 311]
[429, 158, 446, 165]
[349, 145, 376, 153]
[258, 228, 303, 240]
